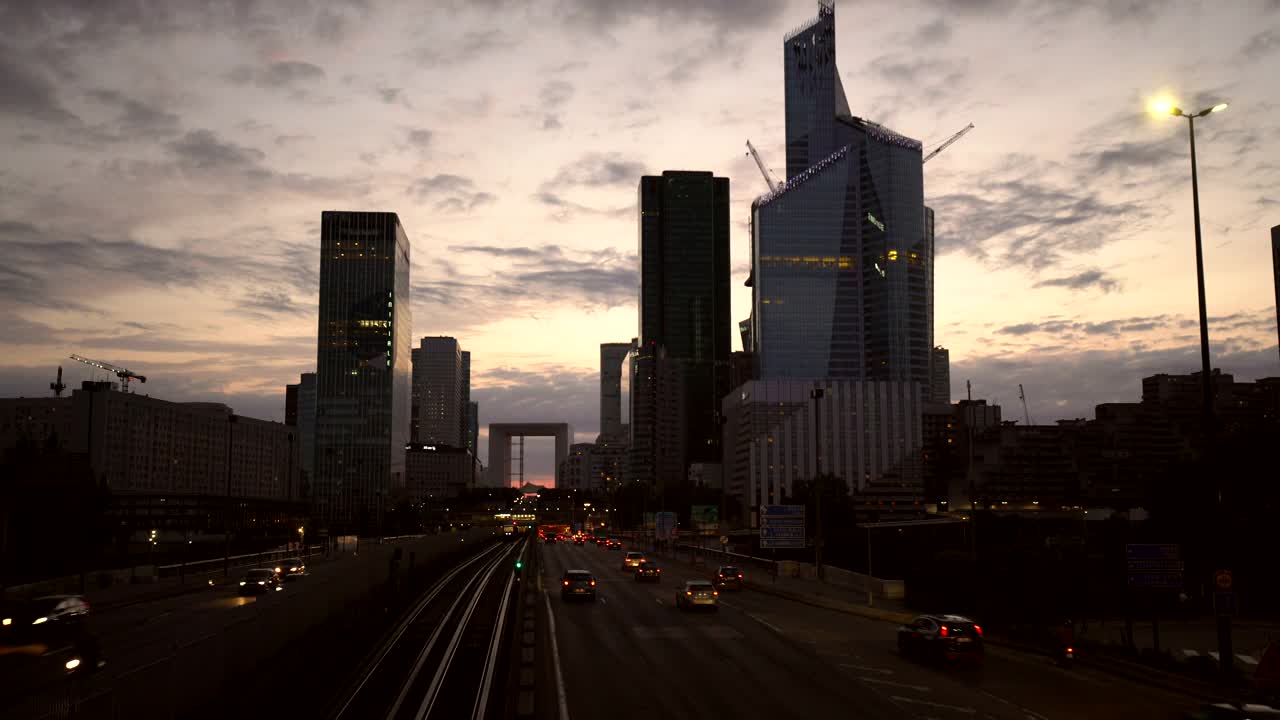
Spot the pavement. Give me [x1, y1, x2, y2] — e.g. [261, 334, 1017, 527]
[540, 539, 1212, 720]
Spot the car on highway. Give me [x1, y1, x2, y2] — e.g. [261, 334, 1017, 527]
[543, 534, 557, 544]
[274, 558, 307, 581]
[594, 536, 606, 546]
[0, 594, 104, 698]
[606, 537, 623, 550]
[238, 568, 284, 595]
[573, 535, 586, 546]
[560, 570, 597, 601]
[897, 614, 984, 666]
[675, 580, 718, 610]
[713, 565, 744, 590]
[621, 551, 646, 570]
[635, 561, 662, 582]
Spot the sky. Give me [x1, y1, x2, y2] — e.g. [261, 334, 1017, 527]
[1, 0, 1278, 485]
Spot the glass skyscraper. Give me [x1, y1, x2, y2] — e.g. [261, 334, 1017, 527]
[754, 0, 932, 390]
[631, 171, 731, 491]
[314, 211, 412, 530]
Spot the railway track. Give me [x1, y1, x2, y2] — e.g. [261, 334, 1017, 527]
[331, 537, 525, 720]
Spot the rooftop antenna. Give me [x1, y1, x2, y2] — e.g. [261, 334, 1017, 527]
[50, 366, 66, 397]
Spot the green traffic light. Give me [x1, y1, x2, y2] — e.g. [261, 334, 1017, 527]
[515, 560, 523, 569]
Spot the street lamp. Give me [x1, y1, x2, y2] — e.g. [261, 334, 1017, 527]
[1149, 93, 1231, 676]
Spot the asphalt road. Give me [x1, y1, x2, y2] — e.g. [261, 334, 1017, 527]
[541, 541, 1204, 720]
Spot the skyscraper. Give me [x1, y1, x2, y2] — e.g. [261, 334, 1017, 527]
[313, 211, 411, 529]
[412, 337, 463, 446]
[1272, 225, 1279, 362]
[754, 0, 930, 391]
[467, 400, 479, 456]
[287, 372, 317, 486]
[632, 171, 731, 492]
[600, 342, 631, 438]
[459, 350, 472, 451]
[930, 346, 950, 403]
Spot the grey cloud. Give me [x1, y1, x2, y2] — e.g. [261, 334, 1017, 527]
[379, 87, 404, 104]
[1085, 136, 1183, 174]
[914, 18, 951, 43]
[409, 174, 495, 212]
[556, 0, 782, 32]
[411, 30, 515, 68]
[87, 89, 180, 138]
[314, 9, 349, 43]
[995, 314, 1180, 338]
[0, 47, 79, 124]
[407, 128, 433, 147]
[167, 130, 266, 170]
[1032, 269, 1121, 293]
[1243, 29, 1280, 59]
[548, 153, 646, 188]
[275, 134, 309, 146]
[540, 80, 574, 108]
[919, 0, 1018, 15]
[237, 288, 308, 320]
[543, 115, 562, 130]
[226, 61, 325, 89]
[869, 56, 951, 85]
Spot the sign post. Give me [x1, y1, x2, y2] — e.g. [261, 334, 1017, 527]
[1126, 544, 1183, 652]
[760, 505, 805, 550]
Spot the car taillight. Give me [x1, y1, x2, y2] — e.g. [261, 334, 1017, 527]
[737, 574, 743, 578]
[1066, 647, 1073, 653]
[656, 568, 661, 573]
[713, 591, 719, 596]
[718, 574, 724, 578]
[590, 580, 596, 586]
[939, 625, 949, 637]
[973, 624, 982, 636]
[563, 580, 570, 586]
[686, 590, 692, 596]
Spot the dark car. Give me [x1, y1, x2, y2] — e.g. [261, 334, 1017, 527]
[635, 562, 662, 582]
[897, 614, 984, 666]
[0, 595, 103, 699]
[238, 568, 284, 595]
[560, 570, 597, 601]
[543, 534, 557, 544]
[713, 566, 744, 590]
[573, 535, 586, 546]
[595, 536, 606, 546]
[274, 558, 307, 581]
[607, 537, 624, 550]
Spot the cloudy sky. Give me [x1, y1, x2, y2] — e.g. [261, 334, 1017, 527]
[1, 0, 1278, 484]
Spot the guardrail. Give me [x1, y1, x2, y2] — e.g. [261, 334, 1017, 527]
[155, 544, 325, 579]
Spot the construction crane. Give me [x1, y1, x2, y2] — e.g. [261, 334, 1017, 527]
[922, 123, 974, 164]
[1018, 383, 1034, 427]
[50, 366, 66, 397]
[745, 140, 780, 193]
[70, 354, 147, 392]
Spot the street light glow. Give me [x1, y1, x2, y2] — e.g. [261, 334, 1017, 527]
[1147, 95, 1177, 117]
[1210, 102, 1229, 113]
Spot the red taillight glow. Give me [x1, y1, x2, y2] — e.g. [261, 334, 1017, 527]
[590, 580, 596, 586]
[973, 624, 983, 636]
[1066, 647, 1073, 653]
[939, 625, 949, 637]
[737, 574, 743, 578]
[563, 580, 570, 586]
[718, 574, 724, 578]
[686, 591, 692, 596]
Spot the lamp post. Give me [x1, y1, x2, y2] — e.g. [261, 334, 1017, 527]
[1149, 94, 1231, 677]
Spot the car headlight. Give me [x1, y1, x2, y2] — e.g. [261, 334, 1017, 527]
[2, 617, 10, 626]
[257, 581, 266, 585]
[274, 567, 281, 573]
[240, 581, 246, 586]
[33, 616, 48, 625]
[65, 658, 81, 671]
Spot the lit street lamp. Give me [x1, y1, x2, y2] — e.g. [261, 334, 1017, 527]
[1148, 93, 1231, 676]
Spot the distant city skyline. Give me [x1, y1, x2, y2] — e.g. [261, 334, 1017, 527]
[1, 0, 1278, 485]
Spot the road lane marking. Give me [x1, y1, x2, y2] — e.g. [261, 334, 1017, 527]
[840, 663, 894, 675]
[1181, 649, 1199, 658]
[977, 691, 1047, 720]
[890, 696, 976, 714]
[1237, 654, 1259, 665]
[542, 591, 571, 720]
[859, 676, 930, 692]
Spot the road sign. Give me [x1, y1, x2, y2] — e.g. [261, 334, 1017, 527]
[1127, 572, 1183, 589]
[760, 505, 805, 549]
[1127, 544, 1182, 589]
[655, 511, 677, 541]
[691, 505, 719, 530]
[1215, 569, 1233, 591]
[1214, 591, 1237, 616]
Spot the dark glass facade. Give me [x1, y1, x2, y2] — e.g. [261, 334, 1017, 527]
[631, 172, 731, 491]
[314, 211, 411, 530]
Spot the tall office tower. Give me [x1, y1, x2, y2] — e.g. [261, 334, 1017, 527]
[412, 337, 463, 446]
[291, 373, 317, 482]
[459, 350, 472, 451]
[754, 0, 930, 392]
[930, 346, 950, 403]
[314, 211, 412, 529]
[467, 401, 479, 456]
[1272, 225, 1279, 362]
[600, 342, 631, 437]
[631, 171, 732, 493]
[285, 383, 299, 426]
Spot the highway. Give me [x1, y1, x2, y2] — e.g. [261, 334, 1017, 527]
[540, 540, 1204, 720]
[4, 529, 498, 719]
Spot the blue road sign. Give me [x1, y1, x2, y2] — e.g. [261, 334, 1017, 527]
[1127, 572, 1183, 589]
[1125, 544, 1180, 561]
[760, 537, 805, 549]
[760, 527, 804, 539]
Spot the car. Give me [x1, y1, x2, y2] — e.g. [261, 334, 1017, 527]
[274, 558, 307, 580]
[0, 595, 103, 693]
[635, 562, 662, 582]
[594, 537, 606, 546]
[607, 537, 624, 550]
[713, 565, 744, 590]
[675, 580, 718, 610]
[897, 614, 984, 666]
[560, 570, 597, 601]
[622, 551, 646, 570]
[543, 534, 557, 544]
[573, 536, 586, 546]
[238, 568, 284, 595]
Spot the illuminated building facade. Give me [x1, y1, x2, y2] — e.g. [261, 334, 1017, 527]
[412, 336, 463, 446]
[314, 211, 412, 529]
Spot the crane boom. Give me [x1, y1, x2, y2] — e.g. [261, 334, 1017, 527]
[745, 140, 779, 193]
[70, 354, 147, 391]
[922, 123, 975, 164]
